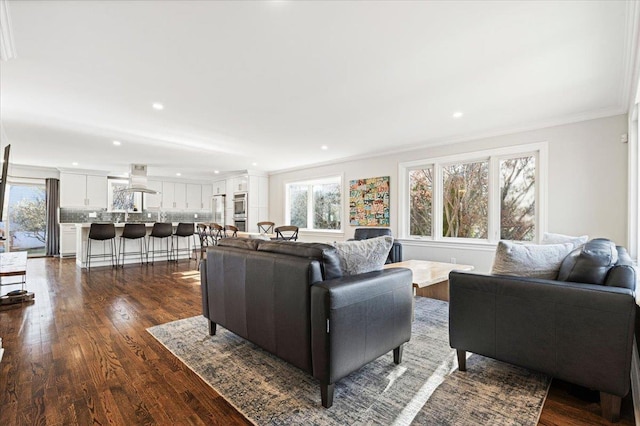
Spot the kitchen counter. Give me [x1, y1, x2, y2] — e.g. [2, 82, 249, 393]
[75, 222, 198, 268]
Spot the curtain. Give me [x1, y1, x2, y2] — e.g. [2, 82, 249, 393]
[45, 178, 60, 256]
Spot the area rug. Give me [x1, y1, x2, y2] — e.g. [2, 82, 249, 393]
[147, 298, 550, 425]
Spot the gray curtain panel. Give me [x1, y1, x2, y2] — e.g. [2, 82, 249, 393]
[45, 178, 60, 256]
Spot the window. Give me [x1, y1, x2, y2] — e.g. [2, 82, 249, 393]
[401, 143, 545, 243]
[6, 182, 47, 255]
[286, 176, 342, 231]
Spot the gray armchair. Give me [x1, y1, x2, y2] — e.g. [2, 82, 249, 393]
[351, 228, 402, 264]
[449, 239, 636, 422]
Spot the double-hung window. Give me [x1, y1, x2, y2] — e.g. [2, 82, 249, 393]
[285, 176, 342, 231]
[400, 143, 546, 243]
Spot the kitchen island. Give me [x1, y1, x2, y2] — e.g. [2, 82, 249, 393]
[75, 223, 197, 268]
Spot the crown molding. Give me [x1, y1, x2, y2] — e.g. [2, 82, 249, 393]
[0, 0, 16, 61]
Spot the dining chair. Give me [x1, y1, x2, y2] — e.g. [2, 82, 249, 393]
[273, 225, 299, 241]
[257, 221, 275, 234]
[224, 225, 238, 238]
[209, 223, 224, 244]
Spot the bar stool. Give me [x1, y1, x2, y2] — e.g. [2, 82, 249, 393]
[118, 223, 147, 266]
[147, 222, 174, 264]
[209, 223, 224, 245]
[224, 225, 238, 238]
[86, 222, 117, 269]
[173, 222, 196, 262]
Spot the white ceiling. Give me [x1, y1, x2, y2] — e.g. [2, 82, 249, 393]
[0, 0, 637, 180]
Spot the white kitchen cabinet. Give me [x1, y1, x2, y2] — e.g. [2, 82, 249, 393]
[201, 184, 213, 210]
[186, 184, 201, 210]
[161, 181, 186, 210]
[212, 180, 225, 195]
[143, 180, 163, 209]
[60, 173, 107, 208]
[60, 223, 77, 257]
[231, 176, 248, 193]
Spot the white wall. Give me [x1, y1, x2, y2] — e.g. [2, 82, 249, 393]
[269, 114, 629, 272]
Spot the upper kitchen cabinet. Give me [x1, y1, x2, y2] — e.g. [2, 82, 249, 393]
[186, 184, 201, 210]
[143, 180, 163, 209]
[60, 172, 107, 208]
[231, 176, 248, 193]
[161, 181, 186, 210]
[201, 184, 213, 210]
[212, 180, 225, 195]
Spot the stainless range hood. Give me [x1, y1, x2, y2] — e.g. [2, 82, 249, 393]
[119, 164, 159, 194]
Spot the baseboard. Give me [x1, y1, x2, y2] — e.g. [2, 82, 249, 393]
[631, 337, 640, 424]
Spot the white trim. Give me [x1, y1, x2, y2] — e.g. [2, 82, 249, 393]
[622, 0, 640, 111]
[399, 142, 547, 244]
[398, 238, 497, 252]
[0, 0, 16, 61]
[628, 105, 638, 258]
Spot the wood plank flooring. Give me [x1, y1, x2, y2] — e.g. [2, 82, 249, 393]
[0, 257, 635, 425]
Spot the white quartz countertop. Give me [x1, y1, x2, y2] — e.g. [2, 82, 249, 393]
[74, 222, 180, 228]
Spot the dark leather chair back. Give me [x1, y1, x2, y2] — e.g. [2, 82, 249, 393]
[121, 223, 146, 239]
[150, 222, 173, 238]
[88, 223, 116, 240]
[175, 222, 194, 237]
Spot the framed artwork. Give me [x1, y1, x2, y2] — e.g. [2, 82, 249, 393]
[349, 176, 390, 226]
[108, 178, 142, 212]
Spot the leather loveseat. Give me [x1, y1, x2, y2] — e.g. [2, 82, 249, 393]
[449, 239, 636, 422]
[200, 238, 413, 408]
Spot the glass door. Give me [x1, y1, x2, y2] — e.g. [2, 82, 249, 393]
[5, 182, 46, 256]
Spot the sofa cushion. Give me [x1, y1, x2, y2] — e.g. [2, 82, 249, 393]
[257, 241, 343, 280]
[557, 238, 618, 285]
[541, 232, 588, 248]
[217, 238, 261, 250]
[491, 240, 573, 280]
[332, 235, 393, 276]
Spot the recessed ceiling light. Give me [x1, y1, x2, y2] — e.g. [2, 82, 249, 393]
[176, 172, 181, 176]
[113, 140, 121, 146]
[72, 162, 78, 166]
[321, 145, 328, 150]
[152, 102, 164, 110]
[252, 162, 257, 166]
[452, 111, 464, 119]
[214, 170, 220, 174]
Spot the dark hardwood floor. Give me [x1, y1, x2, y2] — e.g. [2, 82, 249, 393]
[0, 257, 635, 425]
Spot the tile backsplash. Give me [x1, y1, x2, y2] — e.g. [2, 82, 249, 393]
[60, 208, 213, 224]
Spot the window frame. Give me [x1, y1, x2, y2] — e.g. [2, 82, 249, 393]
[399, 142, 548, 246]
[284, 174, 344, 233]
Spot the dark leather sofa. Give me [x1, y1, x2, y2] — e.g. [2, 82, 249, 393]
[449, 239, 636, 422]
[350, 228, 403, 263]
[200, 238, 413, 408]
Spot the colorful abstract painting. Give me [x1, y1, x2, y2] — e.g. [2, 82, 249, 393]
[349, 176, 390, 226]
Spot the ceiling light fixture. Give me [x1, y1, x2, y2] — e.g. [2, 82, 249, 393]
[214, 170, 220, 174]
[176, 172, 181, 176]
[252, 162, 257, 166]
[452, 111, 464, 119]
[321, 145, 328, 150]
[113, 140, 121, 146]
[152, 102, 164, 110]
[72, 162, 78, 166]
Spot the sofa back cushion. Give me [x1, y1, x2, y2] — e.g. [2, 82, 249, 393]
[541, 232, 588, 248]
[491, 240, 573, 280]
[257, 241, 343, 280]
[557, 238, 618, 285]
[217, 237, 261, 250]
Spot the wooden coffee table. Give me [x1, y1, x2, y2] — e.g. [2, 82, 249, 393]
[384, 259, 474, 301]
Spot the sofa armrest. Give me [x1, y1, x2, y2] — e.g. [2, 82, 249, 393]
[449, 271, 636, 397]
[310, 268, 413, 385]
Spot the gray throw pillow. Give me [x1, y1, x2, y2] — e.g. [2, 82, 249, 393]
[541, 232, 588, 249]
[332, 235, 393, 276]
[491, 240, 574, 280]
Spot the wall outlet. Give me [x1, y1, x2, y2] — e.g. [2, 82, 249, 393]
[450, 257, 456, 264]
[194, 213, 198, 218]
[88, 212, 97, 218]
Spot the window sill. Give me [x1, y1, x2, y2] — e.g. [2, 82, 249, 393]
[397, 238, 497, 252]
[299, 229, 345, 237]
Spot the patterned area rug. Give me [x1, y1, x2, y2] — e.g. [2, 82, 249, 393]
[147, 298, 550, 425]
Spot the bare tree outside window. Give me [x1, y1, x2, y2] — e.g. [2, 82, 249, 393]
[500, 156, 535, 241]
[289, 184, 308, 228]
[409, 168, 433, 236]
[442, 162, 488, 238]
[313, 183, 341, 230]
